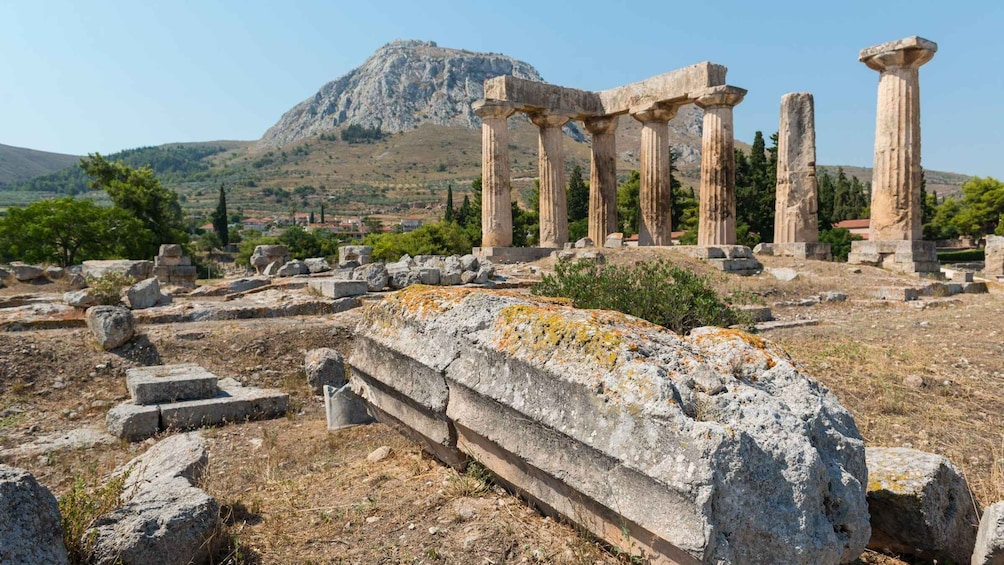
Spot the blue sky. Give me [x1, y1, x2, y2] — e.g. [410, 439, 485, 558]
[2, 0, 1002, 177]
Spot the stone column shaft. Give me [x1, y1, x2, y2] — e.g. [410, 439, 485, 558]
[774, 92, 819, 244]
[473, 100, 516, 247]
[696, 86, 746, 246]
[531, 112, 571, 248]
[860, 36, 936, 241]
[585, 116, 619, 245]
[631, 104, 677, 246]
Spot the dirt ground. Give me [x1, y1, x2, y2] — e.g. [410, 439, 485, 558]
[0, 251, 1001, 564]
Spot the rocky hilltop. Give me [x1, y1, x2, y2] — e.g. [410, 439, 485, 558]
[257, 39, 705, 162]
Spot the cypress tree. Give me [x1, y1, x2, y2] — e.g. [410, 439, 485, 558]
[211, 183, 229, 247]
[445, 184, 455, 223]
[566, 165, 589, 222]
[320, 204, 325, 224]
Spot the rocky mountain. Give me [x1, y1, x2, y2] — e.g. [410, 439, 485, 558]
[0, 144, 80, 187]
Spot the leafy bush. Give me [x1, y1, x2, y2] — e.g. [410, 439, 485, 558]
[938, 248, 984, 262]
[59, 473, 128, 563]
[819, 228, 862, 262]
[86, 272, 135, 305]
[363, 221, 472, 262]
[532, 259, 752, 334]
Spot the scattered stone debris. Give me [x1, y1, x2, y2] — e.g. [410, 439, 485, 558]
[250, 245, 290, 274]
[125, 277, 171, 310]
[339, 245, 373, 267]
[0, 428, 116, 461]
[865, 446, 979, 564]
[366, 445, 392, 463]
[86, 305, 136, 350]
[0, 465, 69, 564]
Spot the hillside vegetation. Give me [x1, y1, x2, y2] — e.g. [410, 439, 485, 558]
[0, 144, 80, 187]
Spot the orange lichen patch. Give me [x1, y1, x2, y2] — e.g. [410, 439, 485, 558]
[494, 304, 625, 371]
[387, 285, 480, 316]
[688, 328, 792, 370]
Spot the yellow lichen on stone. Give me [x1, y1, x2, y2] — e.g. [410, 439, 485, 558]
[494, 304, 625, 371]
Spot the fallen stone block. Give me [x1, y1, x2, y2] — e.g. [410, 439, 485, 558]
[819, 291, 848, 303]
[304, 348, 346, 395]
[338, 245, 372, 267]
[418, 267, 440, 285]
[308, 279, 368, 298]
[277, 260, 309, 277]
[737, 305, 772, 323]
[604, 232, 623, 248]
[126, 277, 162, 309]
[574, 237, 593, 248]
[250, 245, 289, 273]
[439, 271, 462, 286]
[82, 260, 153, 281]
[324, 384, 373, 430]
[116, 433, 208, 494]
[865, 446, 979, 564]
[875, 287, 920, 301]
[973, 501, 1004, 565]
[44, 266, 65, 280]
[106, 403, 161, 442]
[12, 264, 44, 281]
[127, 364, 219, 405]
[86, 305, 135, 350]
[460, 254, 479, 272]
[64, 289, 100, 308]
[0, 465, 69, 565]
[354, 263, 389, 291]
[349, 286, 870, 564]
[768, 267, 799, 282]
[159, 379, 288, 431]
[943, 268, 974, 283]
[304, 257, 331, 273]
[964, 281, 989, 294]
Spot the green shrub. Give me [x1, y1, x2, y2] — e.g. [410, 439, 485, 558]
[937, 248, 984, 262]
[363, 221, 472, 262]
[819, 228, 861, 262]
[59, 473, 128, 563]
[86, 272, 136, 305]
[531, 259, 753, 334]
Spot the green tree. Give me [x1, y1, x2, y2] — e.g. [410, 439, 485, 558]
[211, 183, 229, 247]
[567, 165, 589, 223]
[364, 221, 473, 261]
[461, 176, 483, 245]
[817, 167, 835, 230]
[0, 197, 150, 266]
[735, 131, 777, 242]
[952, 176, 1004, 237]
[616, 171, 641, 235]
[320, 204, 326, 224]
[80, 153, 187, 255]
[445, 184, 455, 223]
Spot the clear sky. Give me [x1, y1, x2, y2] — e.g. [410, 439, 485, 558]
[2, 0, 1002, 177]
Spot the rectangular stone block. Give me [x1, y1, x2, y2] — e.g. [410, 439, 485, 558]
[772, 242, 832, 261]
[308, 279, 367, 298]
[472, 246, 553, 264]
[159, 379, 288, 430]
[155, 255, 182, 267]
[944, 269, 973, 282]
[105, 403, 161, 441]
[127, 364, 218, 405]
[875, 287, 920, 301]
[350, 370, 453, 448]
[963, 282, 989, 294]
[348, 336, 449, 412]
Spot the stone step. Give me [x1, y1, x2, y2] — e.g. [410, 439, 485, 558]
[126, 364, 219, 405]
[159, 378, 288, 431]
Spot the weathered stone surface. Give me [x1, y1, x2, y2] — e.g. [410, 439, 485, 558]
[474, 100, 516, 247]
[986, 235, 1004, 278]
[263, 261, 282, 276]
[875, 286, 920, 301]
[106, 403, 161, 441]
[820, 291, 848, 303]
[460, 254, 479, 272]
[126, 277, 162, 310]
[304, 348, 346, 395]
[12, 263, 44, 281]
[439, 271, 462, 286]
[308, 279, 368, 298]
[460, 271, 477, 285]
[586, 116, 619, 246]
[45, 265, 65, 279]
[418, 267, 441, 285]
[64, 288, 100, 308]
[188, 276, 270, 296]
[849, 240, 941, 274]
[696, 86, 745, 246]
[127, 364, 219, 405]
[324, 384, 373, 430]
[352, 287, 870, 564]
[631, 103, 677, 246]
[159, 244, 183, 257]
[604, 232, 624, 248]
[774, 92, 820, 244]
[158, 378, 288, 430]
[768, 267, 799, 282]
[531, 111, 571, 248]
[973, 501, 1004, 565]
[390, 269, 422, 290]
[86, 305, 135, 350]
[117, 433, 208, 494]
[82, 260, 154, 281]
[353, 262, 389, 291]
[865, 446, 978, 564]
[250, 245, 290, 273]
[277, 259, 309, 277]
[68, 272, 87, 290]
[303, 257, 332, 273]
[574, 237, 593, 248]
[338, 245, 372, 267]
[0, 465, 69, 565]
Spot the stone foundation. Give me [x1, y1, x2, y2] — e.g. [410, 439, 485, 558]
[760, 242, 832, 261]
[473, 246, 554, 264]
[673, 245, 762, 275]
[153, 245, 197, 287]
[847, 240, 941, 276]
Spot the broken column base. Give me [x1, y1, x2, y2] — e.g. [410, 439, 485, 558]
[673, 245, 762, 275]
[473, 247, 554, 264]
[755, 242, 832, 261]
[324, 384, 374, 430]
[847, 240, 942, 277]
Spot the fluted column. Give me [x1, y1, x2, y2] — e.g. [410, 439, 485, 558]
[774, 92, 819, 244]
[695, 86, 746, 246]
[530, 112, 571, 247]
[630, 103, 677, 246]
[860, 36, 937, 241]
[473, 100, 516, 247]
[585, 116, 619, 245]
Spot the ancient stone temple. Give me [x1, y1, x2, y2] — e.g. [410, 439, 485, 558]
[472, 63, 749, 261]
[770, 92, 831, 260]
[848, 36, 940, 275]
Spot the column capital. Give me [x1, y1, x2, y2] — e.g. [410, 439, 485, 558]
[528, 111, 573, 129]
[629, 102, 677, 124]
[859, 36, 937, 72]
[584, 115, 618, 135]
[694, 85, 747, 109]
[473, 99, 516, 120]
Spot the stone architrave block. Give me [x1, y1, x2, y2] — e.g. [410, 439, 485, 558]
[308, 279, 368, 298]
[106, 403, 161, 442]
[865, 446, 979, 564]
[126, 364, 219, 405]
[350, 287, 870, 564]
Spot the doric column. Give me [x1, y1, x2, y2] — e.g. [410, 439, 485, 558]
[473, 100, 516, 247]
[584, 116, 619, 245]
[774, 92, 819, 244]
[860, 36, 937, 241]
[695, 86, 746, 246]
[530, 112, 571, 248]
[630, 103, 677, 246]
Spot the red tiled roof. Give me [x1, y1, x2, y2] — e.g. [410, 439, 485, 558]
[833, 219, 870, 229]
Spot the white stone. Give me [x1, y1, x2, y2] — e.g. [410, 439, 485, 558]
[304, 348, 346, 395]
[126, 277, 162, 310]
[86, 306, 135, 350]
[973, 501, 1004, 565]
[0, 465, 69, 564]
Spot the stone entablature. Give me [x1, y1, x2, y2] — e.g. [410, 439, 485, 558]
[475, 62, 745, 250]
